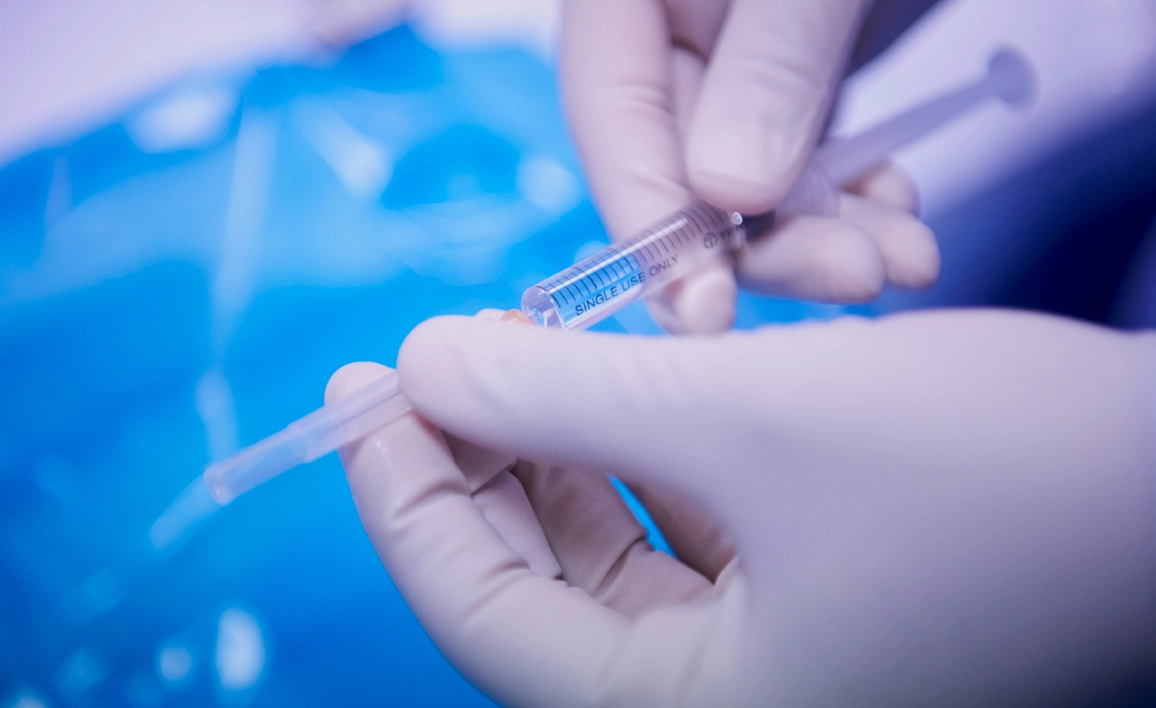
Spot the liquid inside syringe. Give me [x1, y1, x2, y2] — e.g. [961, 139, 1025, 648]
[195, 48, 1033, 506]
[523, 205, 758, 329]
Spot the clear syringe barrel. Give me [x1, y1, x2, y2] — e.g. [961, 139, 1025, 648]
[522, 204, 751, 330]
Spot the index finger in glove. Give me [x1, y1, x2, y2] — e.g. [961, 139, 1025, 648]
[560, 0, 691, 238]
[736, 164, 937, 301]
[327, 362, 629, 708]
[512, 461, 713, 618]
[396, 317, 765, 545]
[562, 1, 738, 335]
[686, 0, 868, 213]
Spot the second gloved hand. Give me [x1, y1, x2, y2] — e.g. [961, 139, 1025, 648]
[562, 0, 943, 333]
[329, 310, 1156, 707]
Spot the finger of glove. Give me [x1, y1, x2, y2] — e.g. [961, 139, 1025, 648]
[735, 161, 934, 300]
[625, 482, 738, 583]
[473, 468, 563, 579]
[327, 362, 629, 707]
[474, 307, 509, 321]
[837, 192, 939, 290]
[560, 0, 691, 240]
[686, 0, 867, 213]
[845, 160, 920, 215]
[564, 17, 740, 336]
[444, 308, 521, 492]
[512, 461, 712, 619]
[443, 431, 515, 493]
[398, 317, 754, 536]
[442, 427, 559, 579]
[670, 44, 706, 146]
[735, 214, 887, 303]
[645, 259, 738, 335]
[637, 47, 736, 335]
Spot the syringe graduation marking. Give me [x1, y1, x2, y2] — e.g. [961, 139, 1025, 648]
[556, 244, 639, 304]
[549, 205, 729, 301]
[536, 204, 737, 325]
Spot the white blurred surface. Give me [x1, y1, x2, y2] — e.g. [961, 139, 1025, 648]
[126, 83, 242, 154]
[409, 0, 561, 59]
[215, 609, 266, 693]
[157, 645, 194, 684]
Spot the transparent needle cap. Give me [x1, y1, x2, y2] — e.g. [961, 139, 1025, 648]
[202, 372, 409, 504]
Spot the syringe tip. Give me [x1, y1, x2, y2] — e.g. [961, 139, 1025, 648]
[987, 47, 1036, 109]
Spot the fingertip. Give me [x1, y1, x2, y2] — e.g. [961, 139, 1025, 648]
[888, 219, 941, 289]
[325, 361, 394, 406]
[475, 308, 507, 321]
[737, 217, 887, 303]
[685, 123, 809, 214]
[838, 195, 941, 290]
[397, 315, 473, 401]
[644, 295, 687, 336]
[847, 162, 921, 215]
[687, 162, 786, 215]
[645, 264, 737, 335]
[398, 315, 472, 365]
[398, 315, 535, 437]
[672, 264, 738, 335]
[808, 228, 887, 303]
[684, 51, 820, 214]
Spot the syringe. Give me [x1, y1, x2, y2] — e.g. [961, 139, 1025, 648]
[202, 48, 1034, 505]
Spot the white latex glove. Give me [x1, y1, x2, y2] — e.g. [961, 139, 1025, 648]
[327, 309, 1156, 707]
[561, 0, 942, 334]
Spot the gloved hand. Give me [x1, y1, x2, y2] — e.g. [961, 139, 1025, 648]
[561, 0, 943, 334]
[328, 309, 1156, 707]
